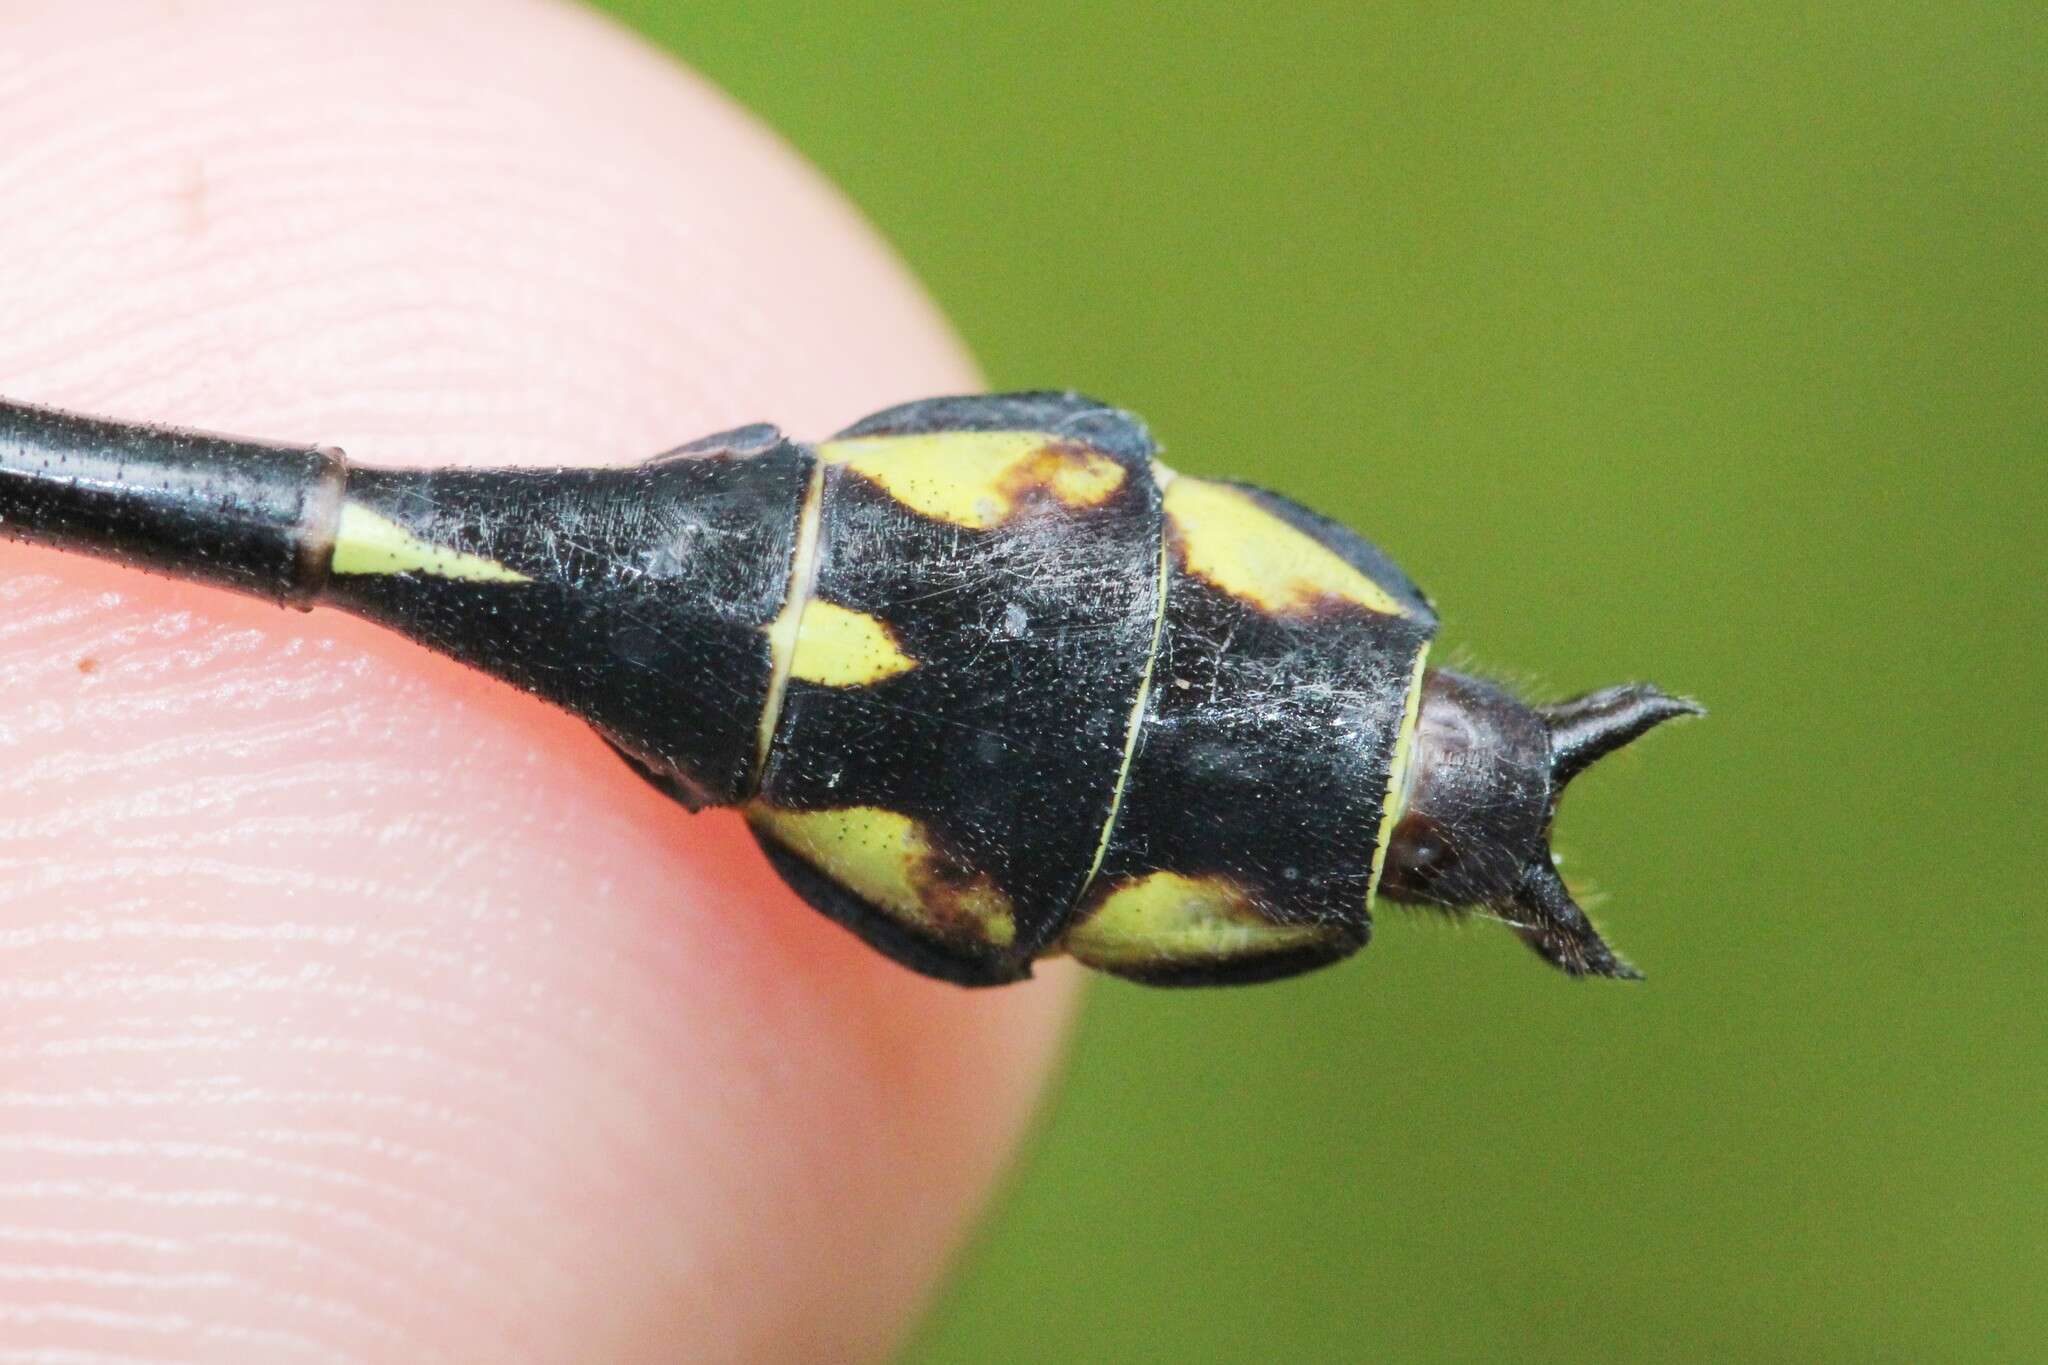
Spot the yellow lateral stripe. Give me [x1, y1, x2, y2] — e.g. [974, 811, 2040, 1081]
[754, 458, 826, 783]
[1073, 498, 1174, 901]
[787, 600, 917, 687]
[818, 430, 1126, 528]
[330, 503, 531, 583]
[1064, 871, 1331, 969]
[1367, 645, 1432, 907]
[1165, 477, 1407, 617]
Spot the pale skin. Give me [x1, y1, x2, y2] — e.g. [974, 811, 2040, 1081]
[0, 2, 1079, 1360]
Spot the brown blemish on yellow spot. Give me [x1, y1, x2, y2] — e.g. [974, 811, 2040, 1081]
[993, 442, 1126, 510]
[1165, 476, 1407, 617]
[818, 430, 1126, 529]
[75, 657, 98, 675]
[1063, 870, 1335, 971]
[746, 804, 1016, 949]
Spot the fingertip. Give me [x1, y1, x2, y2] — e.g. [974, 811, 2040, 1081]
[0, 2, 1074, 1358]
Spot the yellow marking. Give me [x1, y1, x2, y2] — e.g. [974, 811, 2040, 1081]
[787, 600, 917, 687]
[1165, 477, 1406, 617]
[755, 459, 827, 781]
[1367, 646, 1432, 906]
[819, 430, 1126, 528]
[748, 804, 1015, 948]
[330, 503, 531, 583]
[1064, 871, 1332, 971]
[1075, 520, 1172, 897]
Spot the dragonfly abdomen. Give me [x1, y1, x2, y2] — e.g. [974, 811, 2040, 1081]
[0, 390, 1693, 989]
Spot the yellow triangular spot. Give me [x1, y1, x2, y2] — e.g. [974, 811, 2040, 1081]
[1165, 477, 1406, 616]
[788, 600, 918, 687]
[331, 503, 531, 583]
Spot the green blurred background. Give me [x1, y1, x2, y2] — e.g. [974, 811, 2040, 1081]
[597, 3, 2040, 1359]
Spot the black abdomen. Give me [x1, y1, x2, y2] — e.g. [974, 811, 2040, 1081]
[750, 395, 1166, 982]
[0, 391, 1438, 988]
[324, 424, 814, 809]
[743, 396, 1437, 986]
